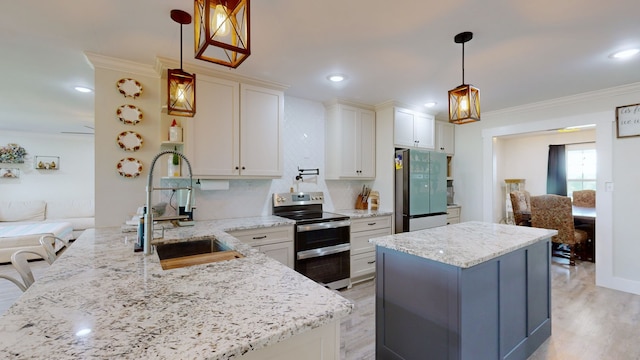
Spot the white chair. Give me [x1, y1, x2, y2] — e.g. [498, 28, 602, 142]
[39, 235, 69, 263]
[11, 249, 52, 289]
[0, 274, 27, 292]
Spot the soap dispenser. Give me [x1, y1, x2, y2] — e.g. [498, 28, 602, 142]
[134, 207, 145, 252]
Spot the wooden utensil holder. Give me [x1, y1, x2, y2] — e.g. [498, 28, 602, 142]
[355, 195, 368, 210]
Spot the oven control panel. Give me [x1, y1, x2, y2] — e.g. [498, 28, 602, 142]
[273, 192, 325, 206]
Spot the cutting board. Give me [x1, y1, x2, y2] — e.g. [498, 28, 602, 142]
[160, 251, 245, 270]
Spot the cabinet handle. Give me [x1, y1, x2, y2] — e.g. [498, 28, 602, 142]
[367, 222, 377, 226]
[367, 260, 376, 264]
[235, 166, 239, 170]
[242, 166, 246, 170]
[252, 235, 267, 240]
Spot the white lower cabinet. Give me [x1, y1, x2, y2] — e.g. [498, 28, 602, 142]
[239, 321, 340, 360]
[229, 226, 294, 268]
[447, 205, 461, 225]
[350, 215, 392, 284]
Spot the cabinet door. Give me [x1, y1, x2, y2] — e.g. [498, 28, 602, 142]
[339, 105, 360, 177]
[240, 84, 284, 177]
[394, 108, 415, 148]
[259, 242, 294, 268]
[414, 113, 435, 149]
[436, 121, 455, 154]
[358, 109, 376, 178]
[186, 76, 239, 176]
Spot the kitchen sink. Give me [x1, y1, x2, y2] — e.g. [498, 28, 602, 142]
[156, 238, 244, 270]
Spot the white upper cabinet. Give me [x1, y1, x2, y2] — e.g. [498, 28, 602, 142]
[185, 75, 283, 178]
[186, 75, 240, 177]
[393, 107, 435, 149]
[240, 84, 284, 177]
[435, 121, 455, 155]
[325, 102, 376, 179]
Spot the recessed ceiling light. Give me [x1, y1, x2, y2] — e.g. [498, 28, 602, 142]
[74, 86, 93, 93]
[327, 74, 346, 82]
[424, 102, 437, 108]
[610, 49, 639, 59]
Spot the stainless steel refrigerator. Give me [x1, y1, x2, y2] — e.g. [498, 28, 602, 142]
[395, 149, 448, 232]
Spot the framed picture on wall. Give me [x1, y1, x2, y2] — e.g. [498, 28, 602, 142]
[0, 168, 20, 178]
[34, 156, 60, 170]
[616, 103, 640, 138]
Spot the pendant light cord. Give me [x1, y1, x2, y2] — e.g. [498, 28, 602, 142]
[179, 23, 184, 70]
[461, 42, 465, 85]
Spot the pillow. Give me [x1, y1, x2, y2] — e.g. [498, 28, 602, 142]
[0, 200, 46, 222]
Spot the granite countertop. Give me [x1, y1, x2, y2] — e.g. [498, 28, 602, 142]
[334, 209, 393, 218]
[0, 216, 353, 359]
[369, 221, 557, 268]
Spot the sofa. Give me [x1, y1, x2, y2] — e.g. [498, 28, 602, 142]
[0, 200, 94, 263]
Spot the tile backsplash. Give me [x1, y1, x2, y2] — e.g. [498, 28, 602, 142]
[160, 96, 372, 220]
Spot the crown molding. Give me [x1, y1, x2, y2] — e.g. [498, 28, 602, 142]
[485, 82, 640, 117]
[323, 98, 375, 110]
[374, 99, 436, 116]
[84, 52, 158, 78]
[155, 57, 288, 91]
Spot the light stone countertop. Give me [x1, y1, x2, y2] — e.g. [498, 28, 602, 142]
[0, 216, 354, 359]
[334, 209, 393, 219]
[369, 221, 557, 268]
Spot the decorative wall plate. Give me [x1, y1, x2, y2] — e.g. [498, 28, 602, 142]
[117, 157, 143, 178]
[117, 131, 143, 152]
[116, 78, 143, 98]
[116, 104, 143, 125]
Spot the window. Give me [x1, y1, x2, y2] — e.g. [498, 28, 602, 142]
[566, 143, 596, 198]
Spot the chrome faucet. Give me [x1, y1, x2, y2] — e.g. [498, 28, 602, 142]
[144, 150, 194, 255]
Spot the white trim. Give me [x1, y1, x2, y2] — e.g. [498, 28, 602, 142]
[484, 82, 640, 117]
[84, 52, 158, 78]
[154, 56, 289, 91]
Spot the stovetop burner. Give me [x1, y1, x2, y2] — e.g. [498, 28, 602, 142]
[272, 192, 349, 224]
[277, 211, 349, 224]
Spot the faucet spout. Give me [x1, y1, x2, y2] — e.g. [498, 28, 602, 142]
[144, 150, 194, 255]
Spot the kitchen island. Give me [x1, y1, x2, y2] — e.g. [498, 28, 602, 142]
[370, 221, 557, 360]
[0, 217, 353, 359]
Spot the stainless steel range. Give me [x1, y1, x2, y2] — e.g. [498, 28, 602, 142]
[273, 192, 351, 290]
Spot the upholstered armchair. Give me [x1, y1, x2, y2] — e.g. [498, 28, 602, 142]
[530, 194, 589, 266]
[510, 190, 531, 226]
[572, 190, 595, 208]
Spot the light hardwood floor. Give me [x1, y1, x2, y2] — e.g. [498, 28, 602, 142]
[2, 259, 640, 359]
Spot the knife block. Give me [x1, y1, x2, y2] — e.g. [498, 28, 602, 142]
[355, 195, 368, 210]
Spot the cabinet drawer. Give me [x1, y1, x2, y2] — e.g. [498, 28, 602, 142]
[229, 226, 293, 247]
[447, 207, 460, 218]
[351, 228, 392, 255]
[351, 251, 376, 280]
[350, 216, 392, 232]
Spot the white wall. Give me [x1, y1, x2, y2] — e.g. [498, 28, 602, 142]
[91, 55, 161, 227]
[454, 82, 640, 295]
[0, 131, 94, 203]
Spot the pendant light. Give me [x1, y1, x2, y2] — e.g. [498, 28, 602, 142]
[168, 9, 196, 117]
[448, 31, 480, 124]
[194, 0, 250, 68]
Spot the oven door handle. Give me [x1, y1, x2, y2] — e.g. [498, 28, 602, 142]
[297, 243, 350, 260]
[296, 220, 351, 233]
